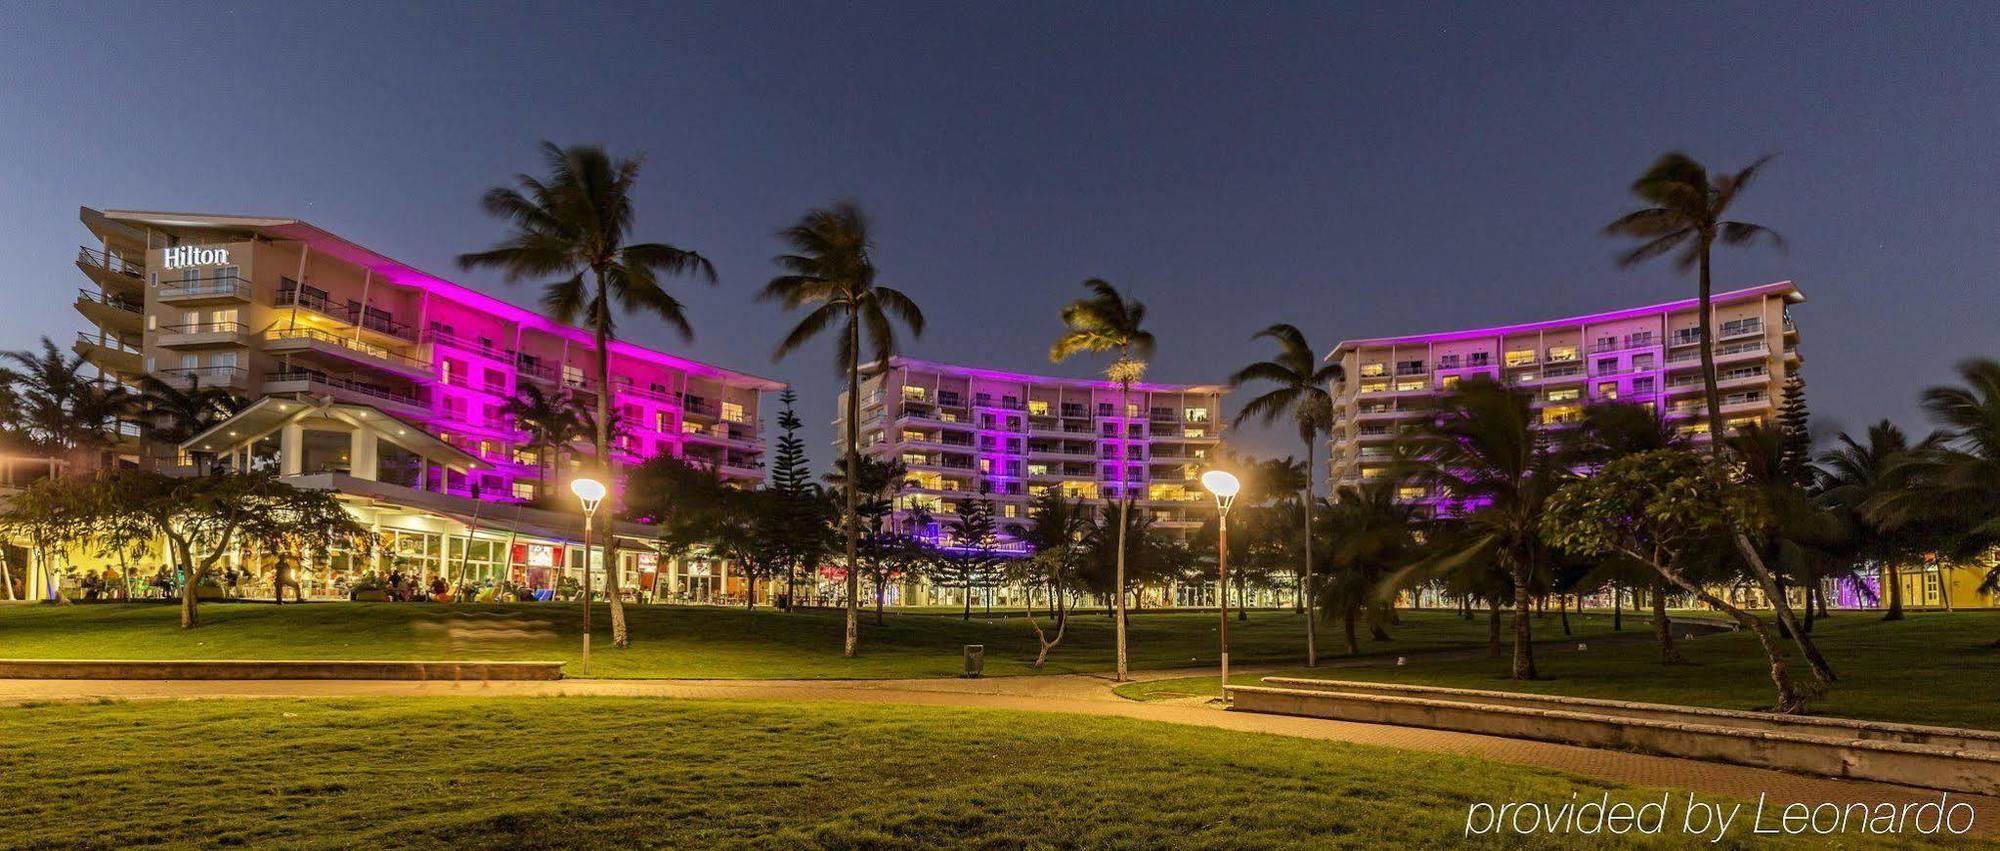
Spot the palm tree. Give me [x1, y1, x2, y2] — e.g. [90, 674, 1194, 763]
[501, 383, 590, 497]
[1008, 489, 1094, 629]
[1317, 483, 1419, 655]
[1230, 324, 1343, 665]
[1604, 152, 1784, 456]
[134, 374, 241, 446]
[1820, 421, 1935, 622]
[3, 337, 130, 468]
[1049, 279, 1155, 682]
[762, 201, 924, 658]
[1409, 377, 1564, 680]
[1874, 359, 2000, 574]
[461, 142, 716, 649]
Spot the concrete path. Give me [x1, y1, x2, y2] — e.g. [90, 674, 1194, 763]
[4, 673, 1995, 835]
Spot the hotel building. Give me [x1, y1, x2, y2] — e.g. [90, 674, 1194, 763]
[1326, 282, 1805, 500]
[66, 207, 782, 602]
[838, 357, 1228, 557]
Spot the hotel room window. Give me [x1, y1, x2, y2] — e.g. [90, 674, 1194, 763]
[721, 402, 745, 423]
[512, 481, 536, 500]
[1547, 345, 1577, 362]
[1596, 382, 1619, 400]
[1504, 349, 1535, 366]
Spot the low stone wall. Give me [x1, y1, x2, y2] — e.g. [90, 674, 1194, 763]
[0, 659, 565, 681]
[1228, 682, 2000, 796]
[1259, 677, 2000, 753]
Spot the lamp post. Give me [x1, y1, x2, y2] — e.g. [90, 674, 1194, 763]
[571, 476, 606, 675]
[1201, 469, 1241, 702]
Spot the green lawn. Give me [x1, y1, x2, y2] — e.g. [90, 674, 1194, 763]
[1117, 612, 2000, 731]
[0, 697, 1956, 849]
[0, 602, 1624, 679]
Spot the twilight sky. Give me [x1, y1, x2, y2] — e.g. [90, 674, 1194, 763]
[3, 3, 1995, 475]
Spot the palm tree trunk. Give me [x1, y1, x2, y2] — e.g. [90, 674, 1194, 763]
[1731, 533, 1834, 685]
[1696, 245, 1725, 459]
[1612, 583, 1623, 631]
[842, 314, 862, 657]
[1649, 557, 1804, 713]
[1302, 437, 1317, 667]
[590, 273, 628, 649]
[1883, 562, 1904, 621]
[1342, 605, 1359, 655]
[1559, 593, 1571, 636]
[1112, 379, 1130, 682]
[1511, 561, 1536, 680]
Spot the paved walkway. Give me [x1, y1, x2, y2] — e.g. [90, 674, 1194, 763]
[4, 672, 1994, 835]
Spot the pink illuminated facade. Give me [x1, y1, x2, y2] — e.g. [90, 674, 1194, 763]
[1326, 282, 1804, 499]
[73, 208, 782, 501]
[838, 357, 1229, 557]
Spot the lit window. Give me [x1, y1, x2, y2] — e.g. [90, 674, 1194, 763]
[1002, 504, 1018, 518]
[902, 386, 927, 401]
[1505, 350, 1535, 366]
[1395, 379, 1424, 392]
[511, 481, 536, 500]
[1027, 463, 1049, 475]
[1398, 486, 1427, 501]
[1596, 382, 1618, 400]
[1439, 375, 1461, 390]
[1184, 407, 1209, 423]
[1547, 346, 1578, 362]
[902, 453, 928, 466]
[1547, 388, 1580, 402]
[681, 420, 701, 434]
[1360, 381, 1389, 394]
[721, 402, 745, 423]
[1028, 400, 1049, 416]
[1359, 363, 1387, 377]
[979, 458, 993, 473]
[1184, 427, 1206, 438]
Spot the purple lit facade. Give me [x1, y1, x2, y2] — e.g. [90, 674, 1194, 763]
[839, 357, 1229, 555]
[1326, 282, 1805, 505]
[74, 208, 782, 501]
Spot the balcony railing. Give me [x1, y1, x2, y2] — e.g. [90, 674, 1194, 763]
[276, 289, 416, 341]
[268, 368, 426, 409]
[77, 246, 143, 278]
[76, 288, 142, 314]
[265, 327, 428, 369]
[159, 274, 254, 301]
[76, 331, 140, 354]
[424, 328, 516, 362]
[162, 365, 247, 385]
[160, 321, 249, 337]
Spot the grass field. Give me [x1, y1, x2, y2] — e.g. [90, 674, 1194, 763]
[0, 696, 1957, 850]
[1116, 611, 2000, 731]
[0, 602, 1627, 679]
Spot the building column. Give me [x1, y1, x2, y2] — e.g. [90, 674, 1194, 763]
[280, 423, 304, 476]
[350, 428, 379, 481]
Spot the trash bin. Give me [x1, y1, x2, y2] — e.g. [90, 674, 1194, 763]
[962, 644, 985, 678]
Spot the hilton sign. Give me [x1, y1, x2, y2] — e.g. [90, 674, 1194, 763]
[161, 245, 231, 270]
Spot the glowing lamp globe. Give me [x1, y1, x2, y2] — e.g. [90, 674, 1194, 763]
[1200, 470, 1241, 499]
[571, 477, 608, 511]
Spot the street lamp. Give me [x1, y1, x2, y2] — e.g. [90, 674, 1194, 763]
[1201, 469, 1241, 702]
[571, 476, 607, 674]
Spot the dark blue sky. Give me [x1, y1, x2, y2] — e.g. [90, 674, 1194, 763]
[4, 3, 1995, 471]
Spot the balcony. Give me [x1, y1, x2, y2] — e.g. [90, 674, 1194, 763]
[73, 332, 142, 376]
[159, 365, 250, 391]
[264, 327, 431, 379]
[1667, 340, 1766, 366]
[264, 368, 428, 417]
[74, 288, 143, 333]
[424, 328, 516, 364]
[276, 289, 417, 342]
[157, 321, 250, 349]
[75, 246, 145, 292]
[159, 274, 254, 305]
[514, 358, 595, 393]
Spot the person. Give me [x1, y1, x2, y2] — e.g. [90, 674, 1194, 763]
[430, 576, 446, 599]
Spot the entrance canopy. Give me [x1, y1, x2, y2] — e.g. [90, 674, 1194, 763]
[181, 396, 482, 481]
